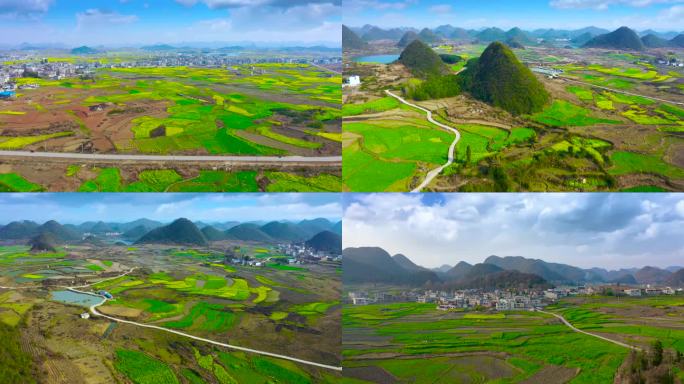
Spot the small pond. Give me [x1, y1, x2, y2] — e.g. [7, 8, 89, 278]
[52, 290, 103, 307]
[352, 54, 400, 64]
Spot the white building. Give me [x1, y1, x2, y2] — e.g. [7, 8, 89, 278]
[80, 313, 90, 319]
[343, 75, 361, 88]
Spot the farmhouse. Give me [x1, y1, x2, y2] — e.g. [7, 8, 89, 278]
[343, 75, 361, 88]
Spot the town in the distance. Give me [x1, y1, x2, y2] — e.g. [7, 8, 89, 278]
[345, 250, 683, 311]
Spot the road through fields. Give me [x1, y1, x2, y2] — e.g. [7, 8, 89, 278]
[0, 150, 341, 164]
[384, 90, 461, 193]
[538, 310, 642, 351]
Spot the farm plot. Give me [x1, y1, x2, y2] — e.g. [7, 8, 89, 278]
[343, 118, 453, 191]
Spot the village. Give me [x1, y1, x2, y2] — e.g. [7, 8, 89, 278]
[347, 283, 682, 311]
[0, 51, 341, 98]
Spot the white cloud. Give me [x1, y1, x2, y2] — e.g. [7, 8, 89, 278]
[343, 0, 417, 11]
[344, 193, 684, 269]
[176, 0, 341, 8]
[0, 0, 54, 17]
[76, 9, 138, 29]
[429, 4, 453, 13]
[550, 0, 684, 10]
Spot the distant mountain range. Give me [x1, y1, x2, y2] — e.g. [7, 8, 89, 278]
[343, 247, 684, 288]
[0, 218, 342, 252]
[345, 24, 684, 51]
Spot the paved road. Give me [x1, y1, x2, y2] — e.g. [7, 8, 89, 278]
[0, 150, 341, 164]
[538, 310, 641, 351]
[309, 62, 341, 75]
[561, 77, 684, 106]
[385, 90, 461, 193]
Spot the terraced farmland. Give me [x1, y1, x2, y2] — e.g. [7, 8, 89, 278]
[0, 240, 342, 383]
[342, 295, 684, 383]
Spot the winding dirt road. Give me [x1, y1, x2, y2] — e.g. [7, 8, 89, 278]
[538, 310, 641, 351]
[384, 90, 461, 193]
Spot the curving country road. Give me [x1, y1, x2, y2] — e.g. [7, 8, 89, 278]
[538, 310, 641, 351]
[0, 150, 341, 164]
[384, 90, 461, 193]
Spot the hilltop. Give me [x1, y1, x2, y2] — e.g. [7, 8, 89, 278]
[583, 27, 645, 51]
[398, 39, 447, 77]
[29, 232, 58, 253]
[397, 31, 420, 48]
[343, 25, 367, 50]
[305, 231, 341, 253]
[641, 34, 670, 48]
[136, 218, 208, 246]
[343, 247, 439, 285]
[460, 42, 549, 115]
[71, 46, 98, 55]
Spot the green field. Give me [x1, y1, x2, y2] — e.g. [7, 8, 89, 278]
[609, 151, 684, 179]
[343, 118, 453, 191]
[530, 100, 620, 127]
[114, 349, 179, 384]
[342, 97, 400, 117]
[343, 302, 629, 383]
[0, 173, 44, 192]
[72, 167, 341, 192]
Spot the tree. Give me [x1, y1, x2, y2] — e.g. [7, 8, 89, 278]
[652, 340, 663, 366]
[466, 145, 472, 164]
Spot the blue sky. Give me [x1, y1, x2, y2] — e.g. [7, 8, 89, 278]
[343, 193, 684, 269]
[0, 0, 341, 46]
[0, 193, 341, 224]
[344, 0, 684, 31]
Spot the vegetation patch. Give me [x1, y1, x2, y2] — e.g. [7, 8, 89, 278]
[530, 100, 620, 127]
[114, 349, 179, 384]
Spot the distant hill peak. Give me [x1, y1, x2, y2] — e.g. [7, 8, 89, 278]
[583, 26, 645, 51]
[398, 39, 447, 77]
[136, 218, 207, 246]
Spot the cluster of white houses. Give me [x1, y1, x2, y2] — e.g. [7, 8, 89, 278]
[349, 284, 682, 310]
[0, 52, 342, 93]
[219, 241, 340, 268]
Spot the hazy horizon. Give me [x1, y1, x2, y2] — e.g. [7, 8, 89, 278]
[0, 0, 341, 46]
[0, 193, 342, 224]
[343, 193, 684, 270]
[344, 0, 684, 32]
